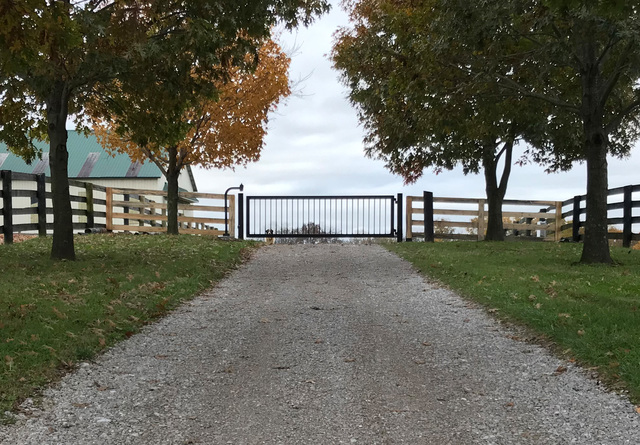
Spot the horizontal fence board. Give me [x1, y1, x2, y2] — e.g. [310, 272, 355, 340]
[608, 232, 640, 240]
[11, 223, 40, 232]
[12, 207, 38, 216]
[110, 225, 166, 233]
[607, 184, 640, 195]
[502, 199, 558, 206]
[433, 209, 479, 217]
[436, 221, 476, 229]
[503, 223, 551, 231]
[502, 211, 557, 219]
[176, 191, 225, 200]
[12, 190, 37, 198]
[111, 201, 166, 209]
[4, 171, 36, 181]
[111, 188, 225, 201]
[433, 197, 481, 204]
[110, 212, 225, 226]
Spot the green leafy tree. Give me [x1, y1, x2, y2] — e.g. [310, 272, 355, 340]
[332, 0, 558, 241]
[0, 0, 329, 260]
[424, 0, 640, 263]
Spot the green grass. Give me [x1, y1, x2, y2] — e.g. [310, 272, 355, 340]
[386, 241, 640, 404]
[0, 234, 256, 417]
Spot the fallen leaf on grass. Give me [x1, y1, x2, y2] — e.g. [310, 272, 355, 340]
[52, 307, 68, 319]
[635, 406, 640, 414]
[577, 330, 585, 336]
[558, 313, 571, 319]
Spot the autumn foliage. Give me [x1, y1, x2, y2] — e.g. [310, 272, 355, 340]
[92, 38, 291, 173]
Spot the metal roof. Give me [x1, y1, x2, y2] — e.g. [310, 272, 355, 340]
[0, 131, 162, 179]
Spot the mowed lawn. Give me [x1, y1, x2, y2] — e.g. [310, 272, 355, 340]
[0, 234, 255, 418]
[387, 241, 640, 405]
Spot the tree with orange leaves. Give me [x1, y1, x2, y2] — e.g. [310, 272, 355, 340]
[91, 38, 291, 234]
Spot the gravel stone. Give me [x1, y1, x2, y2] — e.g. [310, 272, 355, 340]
[1, 244, 638, 444]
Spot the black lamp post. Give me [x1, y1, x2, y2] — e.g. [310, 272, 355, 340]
[223, 184, 244, 237]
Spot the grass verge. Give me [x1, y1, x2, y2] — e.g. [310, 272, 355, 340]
[0, 234, 256, 417]
[386, 241, 640, 404]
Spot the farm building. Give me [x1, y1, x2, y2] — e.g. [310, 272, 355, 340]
[0, 130, 197, 193]
[0, 131, 198, 234]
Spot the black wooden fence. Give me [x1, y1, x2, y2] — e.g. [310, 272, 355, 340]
[410, 184, 640, 247]
[560, 184, 640, 247]
[1, 170, 107, 244]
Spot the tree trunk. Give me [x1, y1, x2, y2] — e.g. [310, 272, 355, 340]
[579, 39, 612, 264]
[482, 139, 513, 241]
[166, 145, 180, 235]
[47, 80, 75, 260]
[580, 124, 612, 263]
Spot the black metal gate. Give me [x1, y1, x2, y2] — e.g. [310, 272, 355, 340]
[245, 194, 403, 241]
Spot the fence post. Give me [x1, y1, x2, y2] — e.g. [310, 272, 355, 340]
[238, 192, 244, 240]
[572, 196, 581, 242]
[555, 202, 563, 242]
[1, 170, 13, 244]
[123, 193, 129, 227]
[424, 191, 434, 243]
[106, 187, 113, 231]
[623, 185, 633, 248]
[477, 199, 486, 241]
[406, 196, 413, 241]
[396, 193, 403, 242]
[85, 182, 94, 230]
[36, 173, 47, 237]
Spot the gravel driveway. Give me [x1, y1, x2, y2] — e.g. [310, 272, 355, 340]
[1, 244, 639, 444]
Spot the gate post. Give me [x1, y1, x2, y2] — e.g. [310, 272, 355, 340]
[1, 170, 13, 244]
[238, 192, 244, 240]
[396, 193, 403, 242]
[424, 191, 434, 243]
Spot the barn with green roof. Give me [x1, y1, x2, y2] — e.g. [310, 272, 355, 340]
[0, 131, 197, 193]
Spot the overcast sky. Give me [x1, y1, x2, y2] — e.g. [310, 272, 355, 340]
[192, 1, 640, 204]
